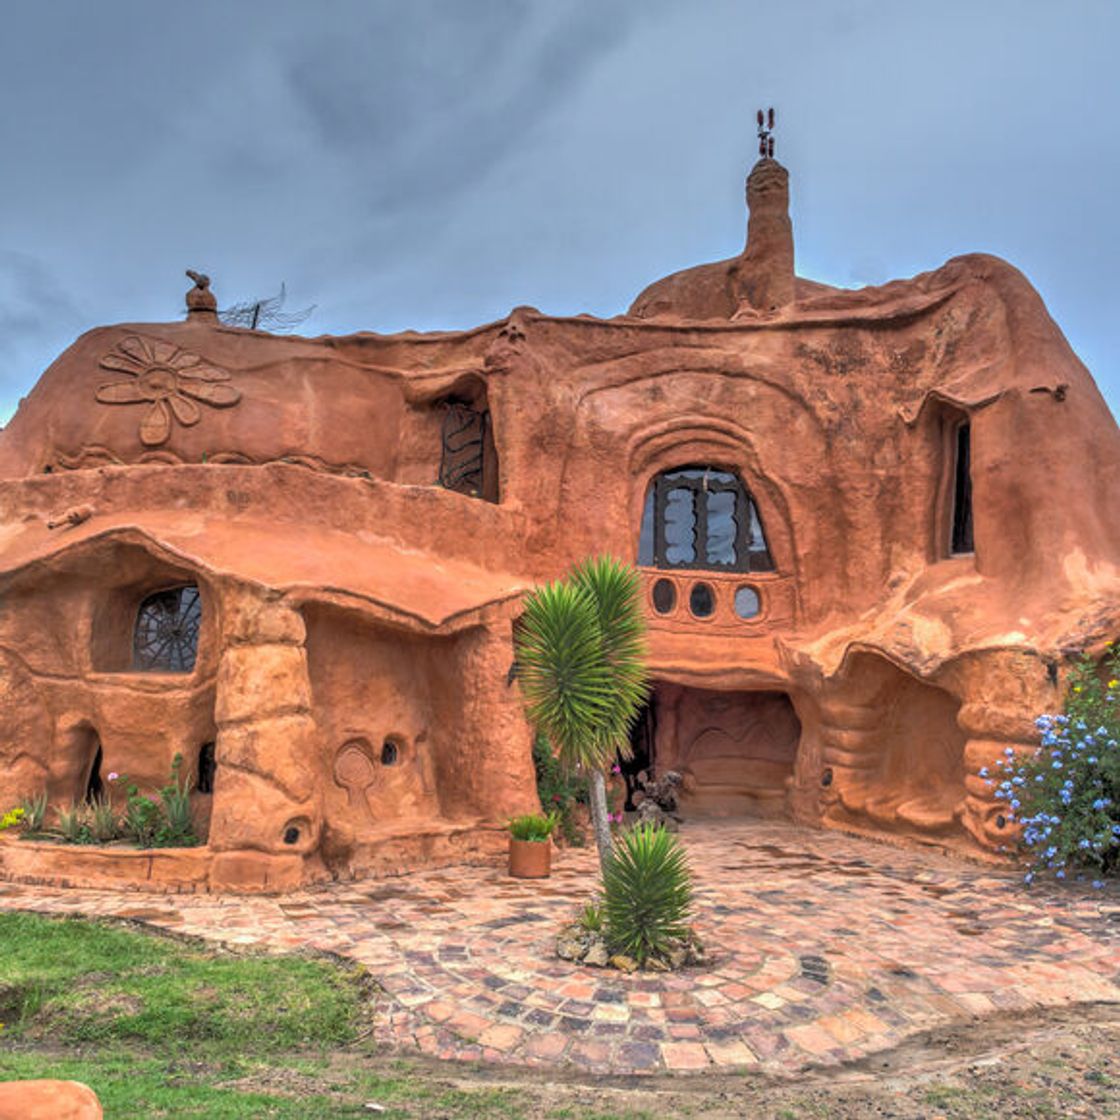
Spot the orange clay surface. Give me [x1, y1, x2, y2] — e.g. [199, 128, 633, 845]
[0, 157, 1117, 890]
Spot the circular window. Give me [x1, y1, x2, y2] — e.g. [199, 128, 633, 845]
[734, 585, 761, 620]
[689, 582, 715, 618]
[381, 740, 400, 766]
[651, 578, 676, 614]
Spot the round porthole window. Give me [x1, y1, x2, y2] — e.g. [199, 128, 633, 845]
[734, 585, 761, 619]
[689, 582, 715, 618]
[651, 578, 676, 615]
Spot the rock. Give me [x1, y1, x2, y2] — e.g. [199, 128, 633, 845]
[646, 956, 670, 972]
[583, 939, 609, 967]
[666, 941, 689, 970]
[609, 954, 638, 973]
[556, 934, 584, 961]
[0, 1079, 102, 1119]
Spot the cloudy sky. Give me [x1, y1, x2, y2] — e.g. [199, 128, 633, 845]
[2, 1, 1117, 421]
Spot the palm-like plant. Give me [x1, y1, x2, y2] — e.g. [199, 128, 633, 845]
[515, 556, 649, 868]
[602, 822, 693, 965]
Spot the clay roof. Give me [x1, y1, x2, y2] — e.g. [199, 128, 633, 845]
[0, 513, 527, 635]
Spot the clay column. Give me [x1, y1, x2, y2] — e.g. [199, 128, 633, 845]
[948, 651, 1052, 853]
[208, 585, 323, 891]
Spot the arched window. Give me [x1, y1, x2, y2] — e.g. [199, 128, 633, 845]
[132, 585, 201, 672]
[638, 467, 773, 572]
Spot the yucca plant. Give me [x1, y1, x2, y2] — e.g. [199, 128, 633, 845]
[20, 791, 48, 833]
[515, 555, 649, 869]
[602, 822, 693, 966]
[56, 804, 92, 845]
[87, 794, 120, 843]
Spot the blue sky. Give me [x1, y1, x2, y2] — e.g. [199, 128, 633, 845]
[2, 0, 1117, 420]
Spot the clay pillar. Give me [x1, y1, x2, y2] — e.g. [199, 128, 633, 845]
[947, 652, 1052, 852]
[816, 693, 882, 823]
[733, 158, 796, 313]
[208, 587, 323, 891]
[434, 623, 537, 823]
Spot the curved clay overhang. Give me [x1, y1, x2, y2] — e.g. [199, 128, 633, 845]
[0, 515, 527, 636]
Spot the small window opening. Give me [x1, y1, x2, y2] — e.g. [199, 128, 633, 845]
[283, 826, 300, 845]
[84, 741, 104, 803]
[439, 400, 497, 501]
[133, 585, 201, 672]
[196, 742, 216, 794]
[651, 578, 676, 614]
[638, 466, 773, 572]
[689, 582, 715, 618]
[950, 422, 974, 555]
[380, 740, 400, 766]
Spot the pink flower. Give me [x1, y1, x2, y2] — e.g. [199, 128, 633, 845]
[107, 772, 119, 782]
[611, 763, 621, 774]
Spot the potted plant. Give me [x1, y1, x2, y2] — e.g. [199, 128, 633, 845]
[507, 812, 558, 878]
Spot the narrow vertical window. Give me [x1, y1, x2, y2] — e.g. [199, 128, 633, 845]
[951, 422, 974, 555]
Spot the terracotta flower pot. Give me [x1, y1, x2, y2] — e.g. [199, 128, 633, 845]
[508, 837, 551, 878]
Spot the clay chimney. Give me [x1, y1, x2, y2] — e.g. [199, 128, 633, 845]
[185, 269, 218, 322]
[734, 158, 796, 313]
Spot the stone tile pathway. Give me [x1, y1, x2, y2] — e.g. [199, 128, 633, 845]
[1, 820, 1118, 1075]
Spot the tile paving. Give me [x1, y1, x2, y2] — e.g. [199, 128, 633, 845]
[1, 819, 1118, 1075]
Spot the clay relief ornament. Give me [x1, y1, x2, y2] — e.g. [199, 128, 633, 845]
[96, 335, 241, 446]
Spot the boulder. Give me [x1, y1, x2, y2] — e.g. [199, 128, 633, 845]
[0, 1080, 102, 1119]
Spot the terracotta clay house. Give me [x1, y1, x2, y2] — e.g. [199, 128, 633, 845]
[0, 152, 1117, 892]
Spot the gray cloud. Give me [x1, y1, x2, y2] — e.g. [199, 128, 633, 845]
[0, 0, 1117, 421]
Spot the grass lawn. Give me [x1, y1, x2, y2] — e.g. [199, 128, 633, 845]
[0, 911, 576, 1119]
[1, 911, 1116, 1119]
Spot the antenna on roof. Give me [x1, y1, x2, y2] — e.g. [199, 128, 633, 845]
[218, 283, 316, 333]
[757, 106, 776, 158]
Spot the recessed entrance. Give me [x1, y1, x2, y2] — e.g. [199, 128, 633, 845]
[646, 684, 801, 818]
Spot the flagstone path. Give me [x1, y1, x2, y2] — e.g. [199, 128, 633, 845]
[1, 820, 1117, 1076]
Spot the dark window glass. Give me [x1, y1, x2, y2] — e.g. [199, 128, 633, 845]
[637, 466, 773, 572]
[133, 586, 201, 672]
[951, 423, 974, 554]
[381, 740, 400, 766]
[689, 582, 715, 617]
[651, 578, 677, 614]
[440, 402, 490, 498]
[197, 742, 216, 794]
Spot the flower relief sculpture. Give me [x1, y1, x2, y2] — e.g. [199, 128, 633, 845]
[96, 335, 241, 447]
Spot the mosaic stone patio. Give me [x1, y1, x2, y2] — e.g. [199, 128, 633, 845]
[1, 820, 1117, 1075]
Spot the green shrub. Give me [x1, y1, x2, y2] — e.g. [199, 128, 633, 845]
[602, 822, 693, 965]
[578, 901, 603, 932]
[532, 733, 589, 846]
[56, 805, 93, 845]
[507, 812, 558, 842]
[87, 795, 120, 843]
[20, 792, 47, 833]
[156, 753, 197, 847]
[991, 645, 1120, 885]
[0, 806, 26, 831]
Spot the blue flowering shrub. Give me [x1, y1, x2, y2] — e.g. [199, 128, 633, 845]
[984, 646, 1119, 887]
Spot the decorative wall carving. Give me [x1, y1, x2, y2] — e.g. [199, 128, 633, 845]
[97, 335, 241, 446]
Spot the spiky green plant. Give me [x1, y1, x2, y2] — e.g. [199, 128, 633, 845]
[515, 555, 649, 868]
[578, 901, 604, 932]
[507, 812, 558, 842]
[87, 794, 120, 843]
[602, 823, 693, 966]
[56, 804, 92, 845]
[20, 791, 47, 833]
